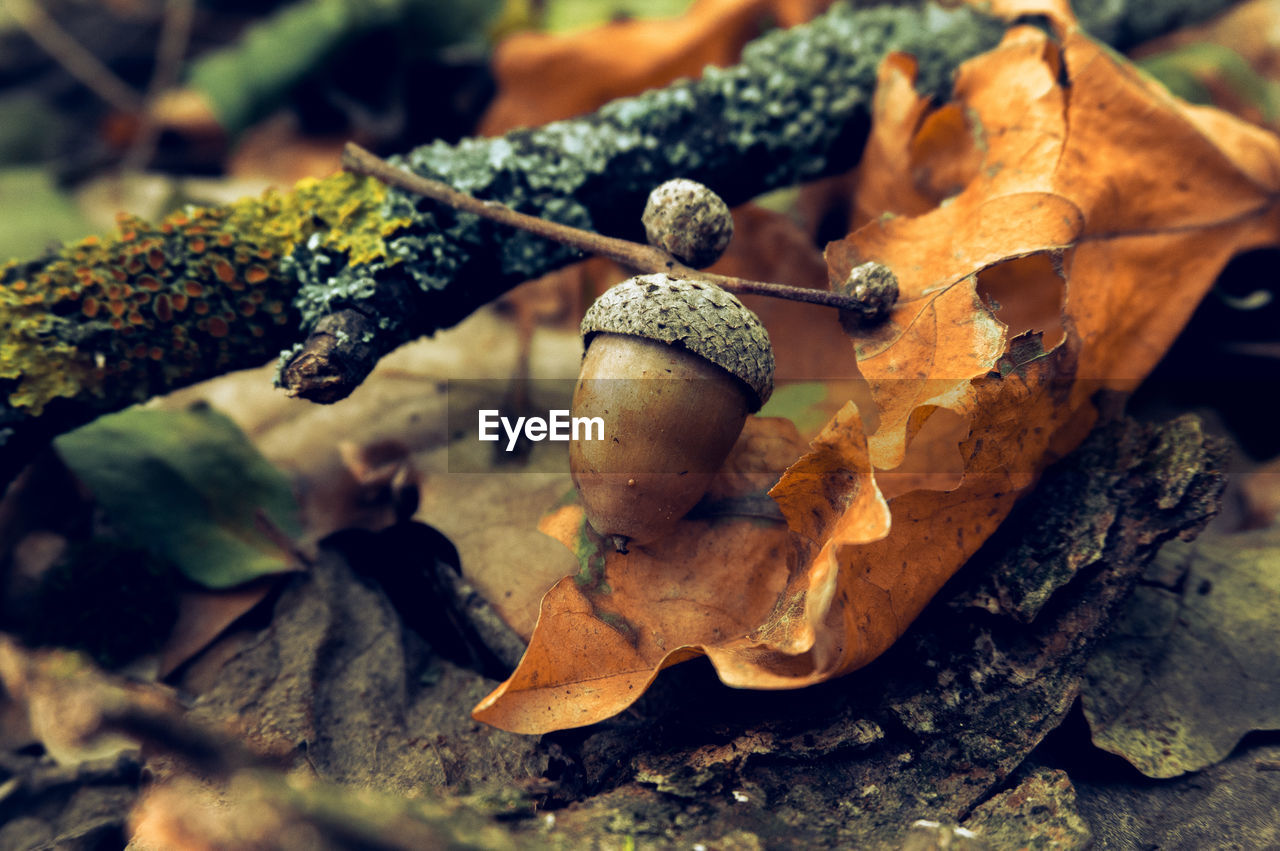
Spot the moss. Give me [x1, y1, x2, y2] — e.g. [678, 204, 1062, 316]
[0, 172, 408, 415]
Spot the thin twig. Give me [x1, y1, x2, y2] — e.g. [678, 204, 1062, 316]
[342, 142, 871, 313]
[121, 0, 197, 175]
[3, 0, 144, 115]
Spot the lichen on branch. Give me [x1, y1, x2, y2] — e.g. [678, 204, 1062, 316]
[0, 174, 406, 413]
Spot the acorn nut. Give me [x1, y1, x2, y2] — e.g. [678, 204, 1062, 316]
[642, 179, 734, 269]
[570, 274, 774, 553]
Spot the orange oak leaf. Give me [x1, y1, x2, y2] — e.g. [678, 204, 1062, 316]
[474, 13, 1280, 733]
[472, 417, 812, 732]
[480, 0, 834, 135]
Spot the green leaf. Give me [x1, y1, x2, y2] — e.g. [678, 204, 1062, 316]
[540, 0, 693, 33]
[1081, 531, 1280, 778]
[1138, 43, 1280, 122]
[187, 0, 503, 133]
[757, 381, 834, 435]
[55, 404, 302, 589]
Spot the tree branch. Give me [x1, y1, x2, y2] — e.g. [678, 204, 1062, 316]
[338, 141, 887, 313]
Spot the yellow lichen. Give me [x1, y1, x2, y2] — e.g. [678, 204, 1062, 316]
[1, 170, 408, 416]
[227, 172, 412, 268]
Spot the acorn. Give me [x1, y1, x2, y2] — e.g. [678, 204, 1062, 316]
[642, 178, 734, 268]
[570, 274, 774, 552]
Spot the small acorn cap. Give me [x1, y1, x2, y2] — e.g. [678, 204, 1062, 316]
[581, 273, 774, 410]
[842, 261, 899, 325]
[642, 179, 734, 269]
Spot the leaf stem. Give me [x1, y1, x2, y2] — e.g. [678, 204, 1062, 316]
[341, 142, 871, 313]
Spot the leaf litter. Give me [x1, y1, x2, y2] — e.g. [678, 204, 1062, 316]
[2, 0, 1270, 843]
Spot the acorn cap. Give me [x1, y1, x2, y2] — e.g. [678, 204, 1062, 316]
[581, 273, 774, 410]
[642, 178, 734, 268]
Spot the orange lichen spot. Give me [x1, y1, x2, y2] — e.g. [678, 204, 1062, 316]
[108, 300, 126, 317]
[235, 252, 249, 265]
[265, 300, 284, 314]
[171, 213, 189, 226]
[212, 259, 235, 284]
[22, 293, 44, 306]
[184, 280, 203, 297]
[193, 300, 210, 315]
[258, 247, 273, 260]
[110, 316, 124, 330]
[110, 267, 127, 282]
[161, 222, 173, 234]
[138, 275, 162, 291]
[121, 285, 133, 298]
[171, 293, 188, 312]
[126, 258, 143, 275]
[245, 265, 269, 284]
[82, 297, 100, 317]
[207, 316, 229, 337]
[249, 324, 265, 338]
[186, 225, 206, 235]
[134, 292, 150, 305]
[128, 310, 145, 325]
[149, 347, 165, 360]
[121, 229, 137, 243]
[227, 278, 245, 292]
[83, 235, 100, 246]
[189, 238, 207, 254]
[238, 299, 257, 317]
[249, 290, 265, 304]
[106, 285, 121, 299]
[148, 248, 165, 270]
[10, 280, 26, 292]
[217, 233, 234, 247]
[153, 294, 173, 322]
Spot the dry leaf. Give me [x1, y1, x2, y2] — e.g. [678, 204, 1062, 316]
[157, 581, 278, 678]
[0, 637, 177, 766]
[480, 0, 834, 135]
[473, 416, 809, 731]
[474, 8, 1280, 732]
[158, 308, 583, 643]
